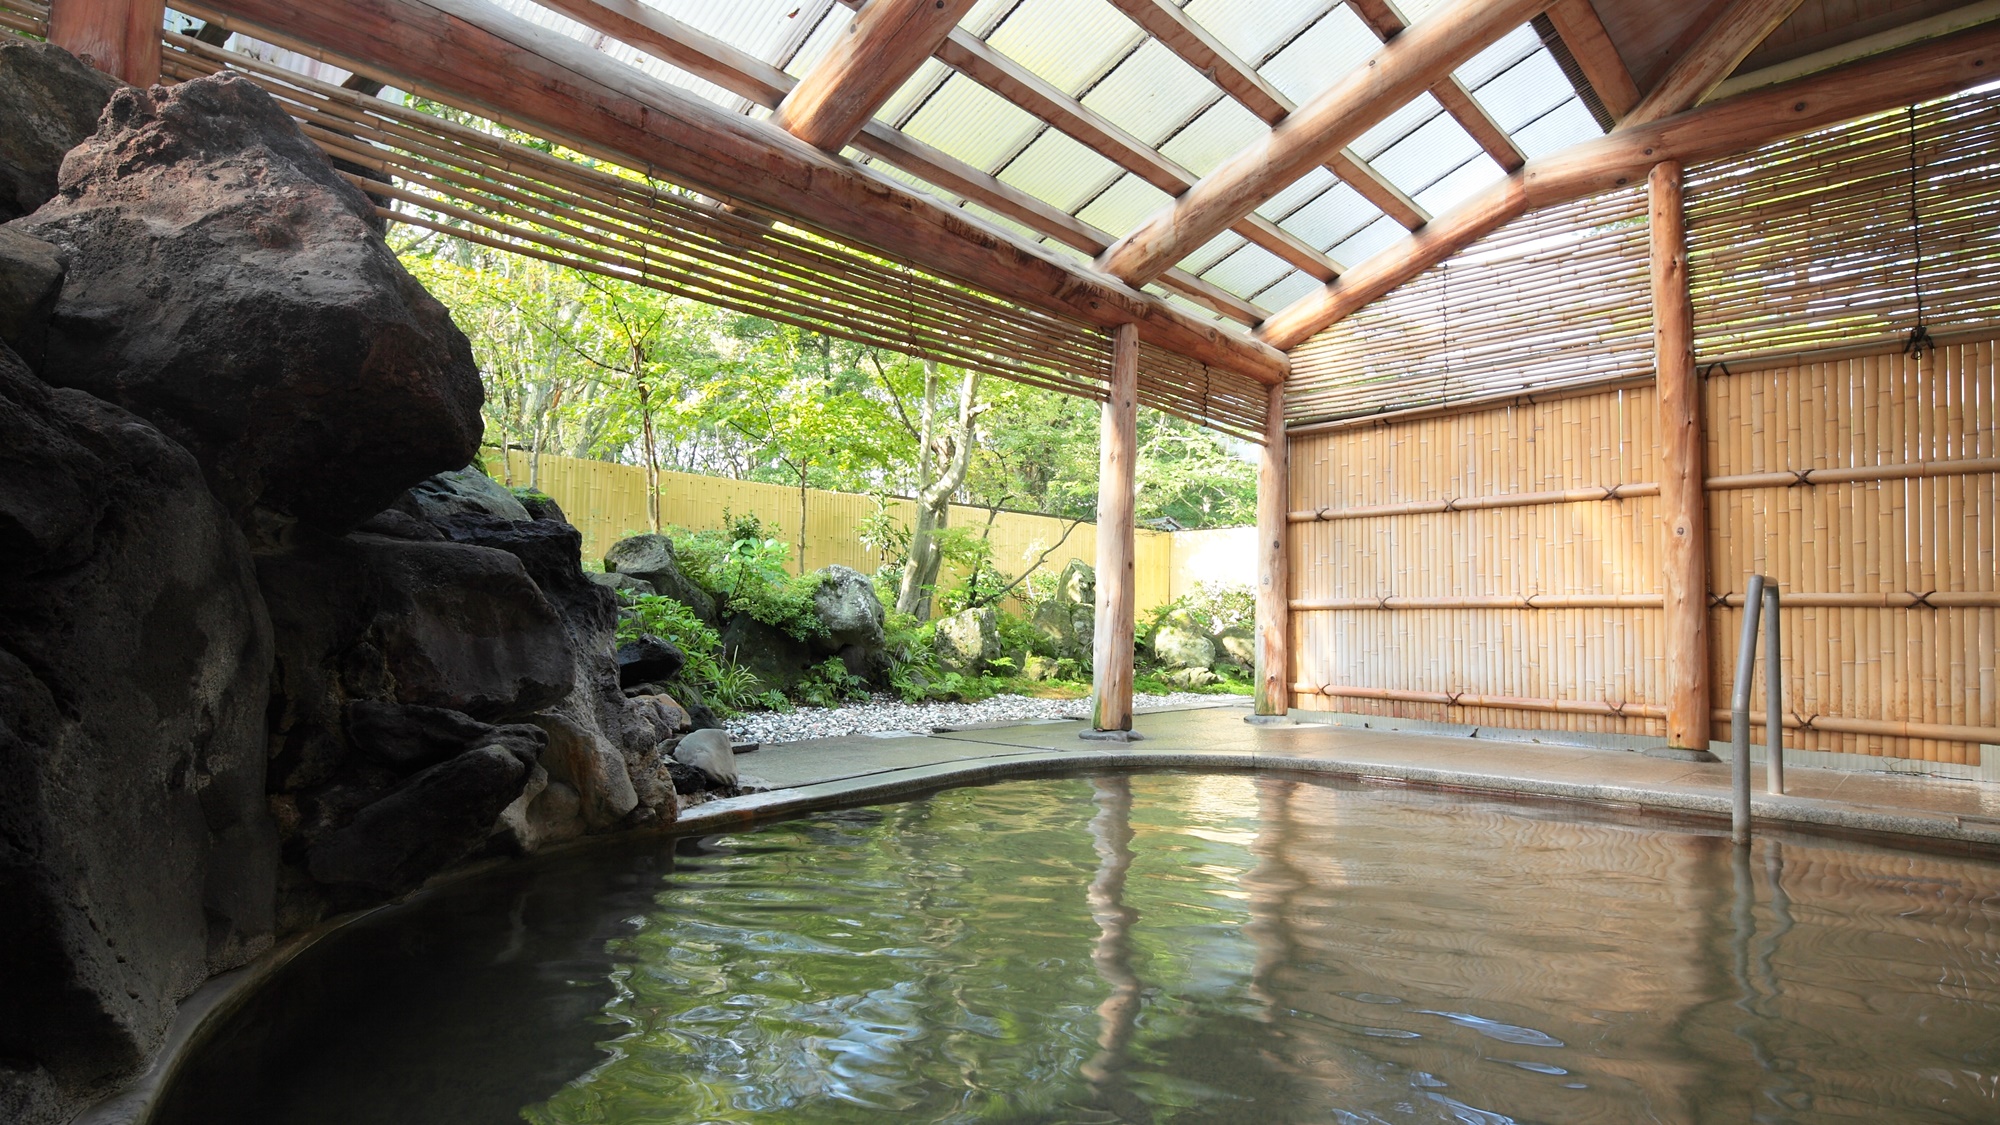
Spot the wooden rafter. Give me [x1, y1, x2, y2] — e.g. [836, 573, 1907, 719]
[1346, 0, 1527, 172]
[191, 0, 1288, 381]
[773, 0, 977, 152]
[524, 0, 1265, 324]
[1255, 19, 2000, 350]
[1102, 0, 1429, 230]
[1545, 0, 1639, 117]
[1625, 0, 1808, 125]
[1099, 0, 1545, 287]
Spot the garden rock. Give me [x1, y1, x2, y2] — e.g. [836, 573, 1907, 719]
[617, 635, 686, 686]
[527, 712, 639, 832]
[589, 571, 655, 598]
[0, 226, 62, 369]
[1053, 559, 1095, 606]
[604, 533, 716, 623]
[0, 346, 273, 1119]
[1151, 610, 1217, 672]
[672, 728, 739, 788]
[1022, 655, 1059, 682]
[306, 741, 536, 896]
[19, 73, 482, 529]
[935, 607, 1000, 674]
[720, 614, 816, 694]
[406, 465, 530, 524]
[1214, 625, 1255, 669]
[1032, 599, 1094, 663]
[0, 38, 120, 221]
[811, 565, 885, 651]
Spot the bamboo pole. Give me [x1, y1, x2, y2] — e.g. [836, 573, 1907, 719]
[1652, 160, 1714, 755]
[1289, 481, 1660, 523]
[1710, 708, 2000, 745]
[1090, 324, 1140, 736]
[1255, 380, 1289, 717]
[1292, 595, 1667, 610]
[1291, 683, 1666, 721]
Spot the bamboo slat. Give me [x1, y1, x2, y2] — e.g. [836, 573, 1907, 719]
[1292, 684, 1667, 721]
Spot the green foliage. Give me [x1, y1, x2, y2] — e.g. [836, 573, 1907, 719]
[795, 659, 869, 709]
[615, 595, 766, 715]
[669, 520, 829, 642]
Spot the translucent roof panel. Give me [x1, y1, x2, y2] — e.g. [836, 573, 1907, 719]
[899, 75, 1043, 171]
[1076, 174, 1176, 239]
[1371, 113, 1486, 198]
[997, 131, 1124, 214]
[1079, 39, 1219, 147]
[984, 0, 1139, 95]
[1276, 181, 1384, 251]
[1158, 99, 1266, 178]
[1182, 0, 1341, 65]
[1204, 243, 1293, 300]
[1259, 4, 1379, 106]
[1471, 50, 1577, 133]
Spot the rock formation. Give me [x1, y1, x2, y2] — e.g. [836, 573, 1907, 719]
[0, 58, 692, 1124]
[18, 73, 483, 530]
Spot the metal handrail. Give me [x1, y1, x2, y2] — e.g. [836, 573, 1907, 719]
[1729, 575, 1785, 844]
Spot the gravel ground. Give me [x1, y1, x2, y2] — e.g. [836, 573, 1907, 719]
[726, 692, 1244, 745]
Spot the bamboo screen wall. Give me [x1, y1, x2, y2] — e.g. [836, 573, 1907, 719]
[1285, 84, 2000, 766]
[0, 7, 1278, 441]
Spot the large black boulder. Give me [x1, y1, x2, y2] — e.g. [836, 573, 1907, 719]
[18, 73, 483, 530]
[720, 614, 818, 696]
[344, 701, 497, 773]
[0, 226, 62, 370]
[0, 38, 120, 221]
[616, 635, 686, 686]
[0, 345, 272, 1118]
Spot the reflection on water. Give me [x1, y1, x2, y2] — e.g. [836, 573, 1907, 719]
[158, 773, 2000, 1124]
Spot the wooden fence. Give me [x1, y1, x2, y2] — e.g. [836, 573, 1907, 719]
[1286, 340, 1999, 765]
[485, 449, 1249, 616]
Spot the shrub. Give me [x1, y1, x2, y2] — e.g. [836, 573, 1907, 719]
[616, 595, 765, 715]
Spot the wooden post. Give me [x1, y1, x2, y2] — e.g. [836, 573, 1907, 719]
[1254, 379, 1290, 717]
[1090, 323, 1140, 735]
[49, 0, 165, 86]
[1650, 160, 1714, 758]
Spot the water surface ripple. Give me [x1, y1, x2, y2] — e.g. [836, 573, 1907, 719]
[158, 773, 2000, 1123]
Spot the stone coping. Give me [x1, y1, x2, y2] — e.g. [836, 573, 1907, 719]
[81, 708, 2000, 1124]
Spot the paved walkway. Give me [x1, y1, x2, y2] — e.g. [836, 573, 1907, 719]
[683, 702, 2000, 853]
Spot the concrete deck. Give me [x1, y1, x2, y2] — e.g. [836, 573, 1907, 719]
[683, 702, 2000, 854]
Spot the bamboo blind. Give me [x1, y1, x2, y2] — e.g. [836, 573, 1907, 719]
[1286, 188, 1654, 426]
[0, 0, 42, 36]
[119, 26, 1272, 441]
[1687, 86, 2000, 365]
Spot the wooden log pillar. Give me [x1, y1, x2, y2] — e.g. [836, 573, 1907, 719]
[49, 0, 165, 86]
[1090, 323, 1140, 735]
[1650, 160, 1714, 757]
[1254, 379, 1290, 717]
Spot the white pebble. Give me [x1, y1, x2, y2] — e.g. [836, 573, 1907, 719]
[725, 692, 1237, 745]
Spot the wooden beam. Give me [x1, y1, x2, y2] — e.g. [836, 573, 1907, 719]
[1649, 160, 1713, 756]
[1545, 0, 1639, 117]
[1347, 0, 1526, 172]
[1091, 323, 1140, 734]
[49, 0, 163, 84]
[1098, 0, 1545, 286]
[539, 1, 1261, 322]
[1255, 20, 2000, 350]
[1104, 0, 1431, 231]
[1254, 380, 1289, 717]
[933, 30, 1344, 283]
[1625, 0, 1807, 126]
[774, 0, 978, 152]
[196, 0, 1287, 383]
